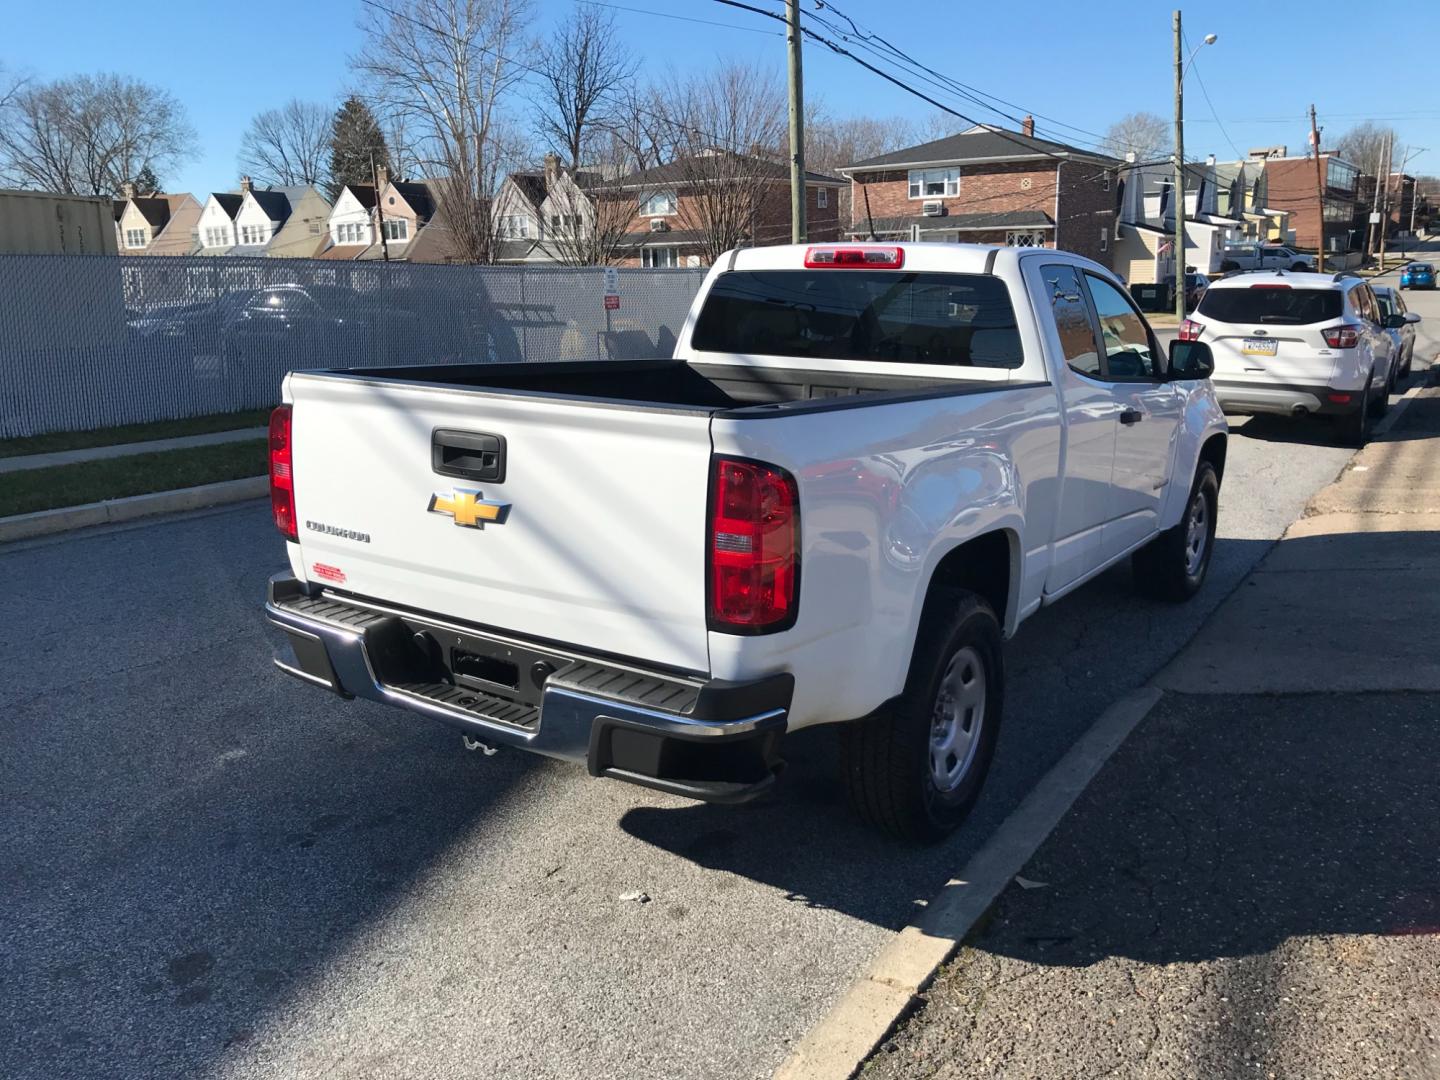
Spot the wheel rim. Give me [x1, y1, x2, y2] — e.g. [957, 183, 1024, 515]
[930, 647, 987, 793]
[1184, 489, 1209, 577]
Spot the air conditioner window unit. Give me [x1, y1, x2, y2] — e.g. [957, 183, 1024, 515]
[922, 200, 944, 217]
[649, 217, 669, 232]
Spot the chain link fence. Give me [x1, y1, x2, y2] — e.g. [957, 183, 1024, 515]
[0, 255, 708, 439]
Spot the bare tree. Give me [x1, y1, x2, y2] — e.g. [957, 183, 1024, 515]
[239, 99, 330, 188]
[605, 80, 681, 173]
[650, 61, 786, 262]
[355, 0, 533, 264]
[533, 4, 636, 170]
[1102, 111, 1169, 163]
[0, 73, 194, 195]
[1335, 121, 1399, 172]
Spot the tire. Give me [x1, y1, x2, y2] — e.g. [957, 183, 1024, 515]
[1401, 345, 1413, 380]
[1370, 369, 1391, 419]
[1132, 461, 1219, 603]
[1338, 376, 1372, 447]
[1290, 262, 1309, 271]
[841, 590, 1003, 843]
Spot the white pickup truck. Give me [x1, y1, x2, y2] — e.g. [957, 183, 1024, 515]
[265, 243, 1228, 841]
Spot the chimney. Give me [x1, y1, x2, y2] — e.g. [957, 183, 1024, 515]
[1021, 115, 1034, 138]
[121, 181, 136, 200]
[240, 175, 252, 194]
[543, 152, 560, 188]
[375, 164, 389, 192]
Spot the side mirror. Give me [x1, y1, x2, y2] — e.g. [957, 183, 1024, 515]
[1405, 311, 1422, 324]
[1168, 339, 1215, 380]
[1384, 313, 1407, 329]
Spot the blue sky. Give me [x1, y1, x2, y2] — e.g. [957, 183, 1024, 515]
[6, 0, 1439, 196]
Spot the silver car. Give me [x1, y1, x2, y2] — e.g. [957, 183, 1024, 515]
[1372, 285, 1420, 381]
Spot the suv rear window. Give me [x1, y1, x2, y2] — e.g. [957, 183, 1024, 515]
[691, 270, 1022, 368]
[1197, 286, 1343, 325]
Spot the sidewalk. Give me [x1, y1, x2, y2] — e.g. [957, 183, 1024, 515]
[0, 426, 267, 475]
[862, 387, 1440, 1079]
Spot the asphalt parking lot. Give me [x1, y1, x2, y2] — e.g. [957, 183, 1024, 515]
[3, 272, 1437, 1080]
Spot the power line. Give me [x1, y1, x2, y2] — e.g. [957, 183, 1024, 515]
[806, 0, 1113, 148]
[1182, 29, 1242, 161]
[584, 1, 782, 36]
[712, 0, 1118, 169]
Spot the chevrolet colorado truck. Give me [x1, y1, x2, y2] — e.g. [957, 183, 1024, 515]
[265, 243, 1228, 841]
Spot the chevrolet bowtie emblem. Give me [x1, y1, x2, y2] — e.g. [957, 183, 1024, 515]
[428, 489, 510, 529]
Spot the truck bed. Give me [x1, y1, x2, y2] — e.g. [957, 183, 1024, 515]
[324, 357, 1013, 416]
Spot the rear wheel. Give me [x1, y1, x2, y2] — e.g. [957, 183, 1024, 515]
[1133, 461, 1219, 602]
[1338, 376, 1373, 447]
[841, 590, 1003, 843]
[1370, 370, 1391, 419]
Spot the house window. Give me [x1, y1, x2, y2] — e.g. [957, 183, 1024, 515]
[817, 186, 829, 209]
[1005, 230, 1046, 248]
[203, 226, 229, 247]
[240, 224, 269, 245]
[549, 214, 579, 236]
[640, 191, 677, 216]
[642, 247, 678, 268]
[1102, 171, 1111, 192]
[382, 218, 409, 241]
[124, 228, 147, 248]
[908, 168, 960, 199]
[1100, 227, 1109, 253]
[335, 221, 367, 244]
[500, 215, 531, 239]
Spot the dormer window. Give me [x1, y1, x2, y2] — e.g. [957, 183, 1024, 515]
[124, 228, 147, 248]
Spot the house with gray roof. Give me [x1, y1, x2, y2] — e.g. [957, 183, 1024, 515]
[840, 118, 1121, 265]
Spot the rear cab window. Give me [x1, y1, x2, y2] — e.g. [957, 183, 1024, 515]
[690, 270, 1024, 368]
[1197, 287, 1343, 325]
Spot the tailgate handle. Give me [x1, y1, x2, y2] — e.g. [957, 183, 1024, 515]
[432, 430, 506, 483]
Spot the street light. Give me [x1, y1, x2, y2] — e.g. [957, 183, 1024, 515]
[1174, 14, 1217, 321]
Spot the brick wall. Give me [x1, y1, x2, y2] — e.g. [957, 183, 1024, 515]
[1054, 160, 1118, 266]
[849, 161, 1058, 223]
[849, 159, 1117, 266]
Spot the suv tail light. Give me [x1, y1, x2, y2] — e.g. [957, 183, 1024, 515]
[708, 457, 799, 632]
[804, 246, 904, 268]
[269, 405, 297, 540]
[1178, 319, 1204, 342]
[1322, 326, 1359, 348]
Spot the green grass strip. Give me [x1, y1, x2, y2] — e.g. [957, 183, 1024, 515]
[0, 408, 274, 459]
[0, 439, 268, 517]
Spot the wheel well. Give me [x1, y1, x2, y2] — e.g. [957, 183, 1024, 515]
[923, 530, 1014, 630]
[1199, 432, 1227, 484]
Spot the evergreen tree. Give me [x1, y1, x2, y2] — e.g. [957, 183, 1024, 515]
[131, 164, 161, 194]
[328, 96, 389, 200]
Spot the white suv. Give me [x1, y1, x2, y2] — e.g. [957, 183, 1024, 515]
[1182, 270, 1396, 445]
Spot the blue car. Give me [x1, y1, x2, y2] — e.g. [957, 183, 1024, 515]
[1400, 262, 1435, 290]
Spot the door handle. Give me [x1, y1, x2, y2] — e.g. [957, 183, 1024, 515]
[1119, 408, 1143, 425]
[433, 429, 506, 483]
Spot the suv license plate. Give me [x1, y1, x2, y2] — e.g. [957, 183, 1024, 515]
[1242, 338, 1278, 355]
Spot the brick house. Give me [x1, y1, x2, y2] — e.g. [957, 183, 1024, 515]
[1262, 153, 1361, 255]
[600, 150, 844, 268]
[840, 119, 1121, 265]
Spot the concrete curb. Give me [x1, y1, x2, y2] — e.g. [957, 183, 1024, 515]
[772, 687, 1165, 1080]
[0, 476, 267, 544]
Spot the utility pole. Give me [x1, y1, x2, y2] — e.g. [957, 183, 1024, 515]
[1367, 134, 1388, 258]
[786, 0, 807, 244]
[1173, 9, 1185, 320]
[372, 155, 390, 262]
[1309, 104, 1325, 273]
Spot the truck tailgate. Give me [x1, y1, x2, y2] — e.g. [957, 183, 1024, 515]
[287, 373, 714, 674]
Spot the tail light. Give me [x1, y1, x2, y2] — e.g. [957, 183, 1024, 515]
[269, 405, 297, 540]
[708, 457, 799, 632]
[804, 246, 904, 269]
[1322, 326, 1359, 348]
[1178, 319, 1204, 342]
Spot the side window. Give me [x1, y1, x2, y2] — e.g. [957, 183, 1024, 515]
[1041, 264, 1101, 378]
[1354, 287, 1376, 323]
[1084, 273, 1159, 379]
